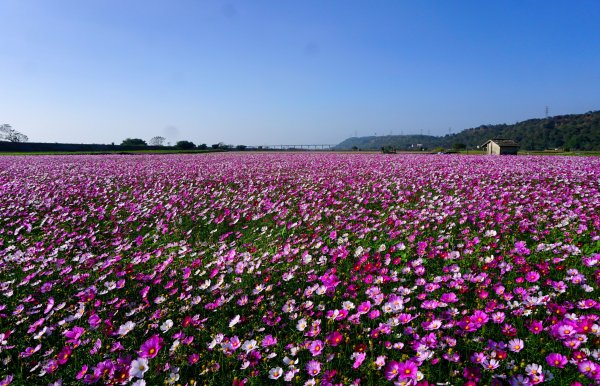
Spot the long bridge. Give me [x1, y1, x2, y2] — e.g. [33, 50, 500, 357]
[256, 144, 335, 150]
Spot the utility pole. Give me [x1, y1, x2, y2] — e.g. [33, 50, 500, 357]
[545, 106, 549, 118]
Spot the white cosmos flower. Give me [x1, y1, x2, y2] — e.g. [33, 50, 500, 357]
[34, 327, 48, 340]
[160, 319, 173, 332]
[166, 372, 180, 385]
[296, 318, 307, 331]
[117, 321, 135, 336]
[241, 339, 257, 352]
[229, 315, 240, 328]
[170, 340, 180, 353]
[269, 367, 283, 379]
[129, 358, 149, 378]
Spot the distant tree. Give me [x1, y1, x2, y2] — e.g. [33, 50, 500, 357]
[452, 143, 466, 150]
[235, 144, 247, 150]
[149, 136, 166, 146]
[121, 138, 147, 146]
[176, 140, 195, 149]
[211, 143, 220, 149]
[197, 143, 207, 150]
[0, 124, 29, 142]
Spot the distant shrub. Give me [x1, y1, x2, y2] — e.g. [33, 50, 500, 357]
[121, 138, 147, 146]
[176, 140, 195, 149]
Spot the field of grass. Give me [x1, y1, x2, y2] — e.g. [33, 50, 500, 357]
[0, 153, 599, 385]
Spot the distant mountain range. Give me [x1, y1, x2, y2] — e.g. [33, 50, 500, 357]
[334, 110, 600, 151]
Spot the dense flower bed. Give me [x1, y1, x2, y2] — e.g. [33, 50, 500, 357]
[0, 153, 599, 385]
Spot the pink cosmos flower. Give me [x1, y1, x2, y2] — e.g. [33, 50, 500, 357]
[261, 335, 277, 347]
[572, 350, 588, 363]
[481, 358, 500, 371]
[440, 292, 458, 303]
[546, 353, 568, 368]
[356, 301, 371, 315]
[556, 323, 576, 338]
[188, 353, 200, 365]
[527, 320, 543, 334]
[75, 365, 88, 380]
[305, 359, 321, 376]
[470, 352, 486, 364]
[525, 271, 540, 282]
[44, 359, 59, 374]
[563, 338, 582, 349]
[508, 338, 524, 353]
[463, 367, 481, 381]
[384, 360, 400, 380]
[458, 320, 476, 332]
[577, 360, 598, 378]
[57, 346, 72, 365]
[509, 374, 531, 385]
[64, 326, 85, 345]
[89, 339, 101, 355]
[397, 361, 418, 380]
[93, 360, 115, 379]
[524, 363, 542, 376]
[308, 340, 324, 356]
[397, 313, 415, 324]
[514, 241, 530, 255]
[352, 352, 366, 369]
[88, 314, 102, 329]
[470, 310, 489, 327]
[326, 331, 343, 346]
[139, 334, 163, 359]
[576, 319, 594, 334]
[19, 344, 41, 358]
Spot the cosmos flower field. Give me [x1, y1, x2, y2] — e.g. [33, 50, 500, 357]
[1, 153, 599, 386]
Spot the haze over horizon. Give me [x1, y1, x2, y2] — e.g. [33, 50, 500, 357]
[1, 0, 599, 146]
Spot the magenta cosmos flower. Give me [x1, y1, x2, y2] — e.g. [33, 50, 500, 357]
[139, 334, 163, 358]
[525, 271, 540, 282]
[356, 301, 371, 315]
[64, 326, 85, 345]
[397, 361, 418, 381]
[546, 353, 568, 368]
[326, 331, 343, 346]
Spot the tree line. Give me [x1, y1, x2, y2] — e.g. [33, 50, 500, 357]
[0, 126, 240, 151]
[121, 138, 252, 151]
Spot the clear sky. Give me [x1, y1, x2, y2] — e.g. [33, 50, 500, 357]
[1, 0, 599, 146]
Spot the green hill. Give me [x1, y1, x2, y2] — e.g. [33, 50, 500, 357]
[335, 110, 600, 151]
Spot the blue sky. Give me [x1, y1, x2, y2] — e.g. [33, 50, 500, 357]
[1, 0, 599, 146]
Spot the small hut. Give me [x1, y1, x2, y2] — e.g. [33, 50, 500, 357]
[480, 139, 520, 155]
